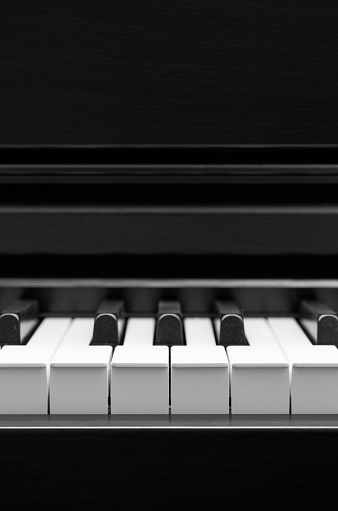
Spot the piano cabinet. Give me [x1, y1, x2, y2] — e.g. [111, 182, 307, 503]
[2, 0, 338, 506]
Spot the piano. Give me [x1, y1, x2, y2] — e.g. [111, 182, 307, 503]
[1, 0, 338, 506]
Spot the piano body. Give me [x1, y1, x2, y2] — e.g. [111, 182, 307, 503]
[1, 0, 338, 506]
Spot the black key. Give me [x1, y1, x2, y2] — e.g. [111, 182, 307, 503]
[300, 300, 338, 347]
[0, 300, 39, 345]
[215, 301, 248, 348]
[91, 300, 124, 346]
[155, 301, 184, 346]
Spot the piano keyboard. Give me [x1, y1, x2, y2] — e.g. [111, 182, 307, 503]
[1, 298, 338, 415]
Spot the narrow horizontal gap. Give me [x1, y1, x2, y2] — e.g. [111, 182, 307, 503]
[0, 255, 337, 279]
[1, 146, 338, 166]
[1, 183, 338, 206]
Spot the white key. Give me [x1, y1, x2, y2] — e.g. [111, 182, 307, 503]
[50, 318, 112, 414]
[171, 318, 229, 414]
[268, 318, 338, 414]
[111, 318, 169, 414]
[224, 318, 289, 414]
[0, 318, 71, 414]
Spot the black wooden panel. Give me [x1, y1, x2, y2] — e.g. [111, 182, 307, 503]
[0, 428, 338, 507]
[1, 0, 338, 145]
[0, 208, 337, 256]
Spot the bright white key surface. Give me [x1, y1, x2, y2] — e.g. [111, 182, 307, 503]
[268, 318, 338, 414]
[111, 318, 169, 414]
[121, 317, 155, 347]
[225, 318, 289, 414]
[50, 318, 112, 414]
[171, 318, 229, 414]
[0, 318, 71, 414]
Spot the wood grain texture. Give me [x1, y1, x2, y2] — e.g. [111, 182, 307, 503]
[0, 208, 337, 256]
[1, 427, 338, 508]
[1, 0, 338, 145]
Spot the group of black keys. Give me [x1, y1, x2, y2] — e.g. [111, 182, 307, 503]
[0, 299, 337, 349]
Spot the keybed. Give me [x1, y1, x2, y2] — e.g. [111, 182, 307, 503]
[0, 298, 337, 415]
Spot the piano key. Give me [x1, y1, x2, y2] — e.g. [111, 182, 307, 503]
[91, 300, 125, 346]
[268, 318, 338, 414]
[214, 301, 248, 348]
[0, 300, 39, 345]
[111, 318, 169, 414]
[171, 318, 229, 414]
[226, 318, 290, 414]
[300, 300, 338, 347]
[0, 318, 71, 414]
[154, 300, 184, 346]
[50, 318, 112, 414]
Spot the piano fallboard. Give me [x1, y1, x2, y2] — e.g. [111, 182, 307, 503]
[1, 1, 338, 146]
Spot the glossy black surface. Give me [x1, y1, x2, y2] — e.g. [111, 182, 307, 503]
[1, 1, 338, 145]
[155, 301, 184, 346]
[91, 300, 124, 346]
[1, 418, 338, 507]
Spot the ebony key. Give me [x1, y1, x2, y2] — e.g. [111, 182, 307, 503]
[154, 301, 184, 346]
[0, 300, 39, 345]
[300, 300, 338, 347]
[215, 301, 248, 348]
[91, 300, 125, 346]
